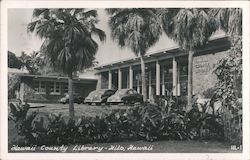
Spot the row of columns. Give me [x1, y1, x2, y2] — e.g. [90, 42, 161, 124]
[106, 57, 179, 96]
[108, 66, 134, 90]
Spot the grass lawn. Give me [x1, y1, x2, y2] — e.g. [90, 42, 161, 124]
[8, 103, 241, 153]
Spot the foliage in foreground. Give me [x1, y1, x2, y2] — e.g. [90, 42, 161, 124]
[8, 74, 21, 99]
[9, 96, 225, 146]
[214, 36, 242, 145]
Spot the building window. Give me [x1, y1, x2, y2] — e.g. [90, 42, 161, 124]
[49, 82, 61, 95]
[161, 65, 173, 95]
[33, 81, 45, 94]
[33, 81, 39, 92]
[64, 84, 68, 94]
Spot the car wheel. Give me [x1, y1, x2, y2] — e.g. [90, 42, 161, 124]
[124, 100, 129, 104]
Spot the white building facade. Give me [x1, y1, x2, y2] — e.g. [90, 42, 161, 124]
[95, 36, 231, 99]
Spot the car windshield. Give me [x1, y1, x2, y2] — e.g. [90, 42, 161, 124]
[88, 90, 105, 97]
[115, 89, 128, 95]
[64, 94, 79, 98]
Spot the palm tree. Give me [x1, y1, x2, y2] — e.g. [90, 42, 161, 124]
[28, 9, 106, 118]
[209, 8, 242, 38]
[106, 9, 162, 101]
[160, 8, 217, 111]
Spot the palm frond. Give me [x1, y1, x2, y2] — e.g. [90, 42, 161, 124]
[82, 9, 98, 18]
[32, 9, 50, 19]
[91, 27, 106, 42]
[228, 8, 242, 36]
[107, 8, 162, 55]
[28, 8, 104, 74]
[27, 20, 39, 33]
[209, 8, 242, 37]
[162, 8, 217, 51]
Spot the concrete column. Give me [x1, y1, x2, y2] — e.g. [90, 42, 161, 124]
[173, 57, 178, 96]
[118, 68, 122, 90]
[96, 73, 102, 90]
[148, 70, 152, 98]
[137, 73, 140, 93]
[129, 66, 133, 89]
[162, 67, 165, 96]
[177, 64, 181, 96]
[19, 82, 25, 102]
[108, 70, 112, 89]
[156, 60, 160, 95]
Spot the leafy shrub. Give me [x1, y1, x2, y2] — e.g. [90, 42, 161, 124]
[8, 102, 39, 145]
[185, 100, 224, 140]
[8, 74, 21, 99]
[203, 88, 216, 98]
[9, 97, 225, 146]
[214, 36, 242, 144]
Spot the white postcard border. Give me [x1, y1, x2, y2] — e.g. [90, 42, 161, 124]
[1, 1, 249, 160]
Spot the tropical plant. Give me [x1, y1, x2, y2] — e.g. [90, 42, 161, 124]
[185, 99, 224, 140]
[214, 36, 242, 143]
[160, 8, 217, 111]
[9, 102, 30, 122]
[209, 8, 242, 38]
[8, 74, 21, 99]
[106, 9, 162, 101]
[28, 9, 106, 118]
[8, 102, 40, 145]
[8, 51, 23, 69]
[18, 51, 45, 75]
[210, 8, 242, 144]
[9, 98, 225, 146]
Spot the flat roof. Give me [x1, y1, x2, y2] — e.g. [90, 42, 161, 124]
[95, 36, 230, 70]
[18, 74, 97, 82]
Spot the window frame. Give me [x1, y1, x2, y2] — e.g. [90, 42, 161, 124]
[49, 82, 61, 95]
[33, 80, 46, 94]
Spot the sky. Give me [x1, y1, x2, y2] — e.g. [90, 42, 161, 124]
[7, 8, 225, 65]
[8, 8, 178, 65]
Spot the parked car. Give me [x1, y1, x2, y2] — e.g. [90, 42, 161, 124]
[58, 93, 85, 104]
[107, 89, 143, 104]
[84, 89, 116, 105]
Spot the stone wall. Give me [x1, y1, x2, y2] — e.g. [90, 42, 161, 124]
[193, 50, 228, 97]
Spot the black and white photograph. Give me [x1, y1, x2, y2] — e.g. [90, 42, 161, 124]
[1, 1, 250, 160]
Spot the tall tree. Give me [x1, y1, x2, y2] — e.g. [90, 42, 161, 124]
[106, 9, 162, 101]
[8, 51, 22, 69]
[209, 8, 242, 38]
[18, 51, 45, 74]
[160, 8, 217, 111]
[28, 9, 106, 118]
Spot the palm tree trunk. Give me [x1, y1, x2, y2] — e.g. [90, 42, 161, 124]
[68, 73, 74, 118]
[140, 55, 147, 102]
[187, 50, 194, 112]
